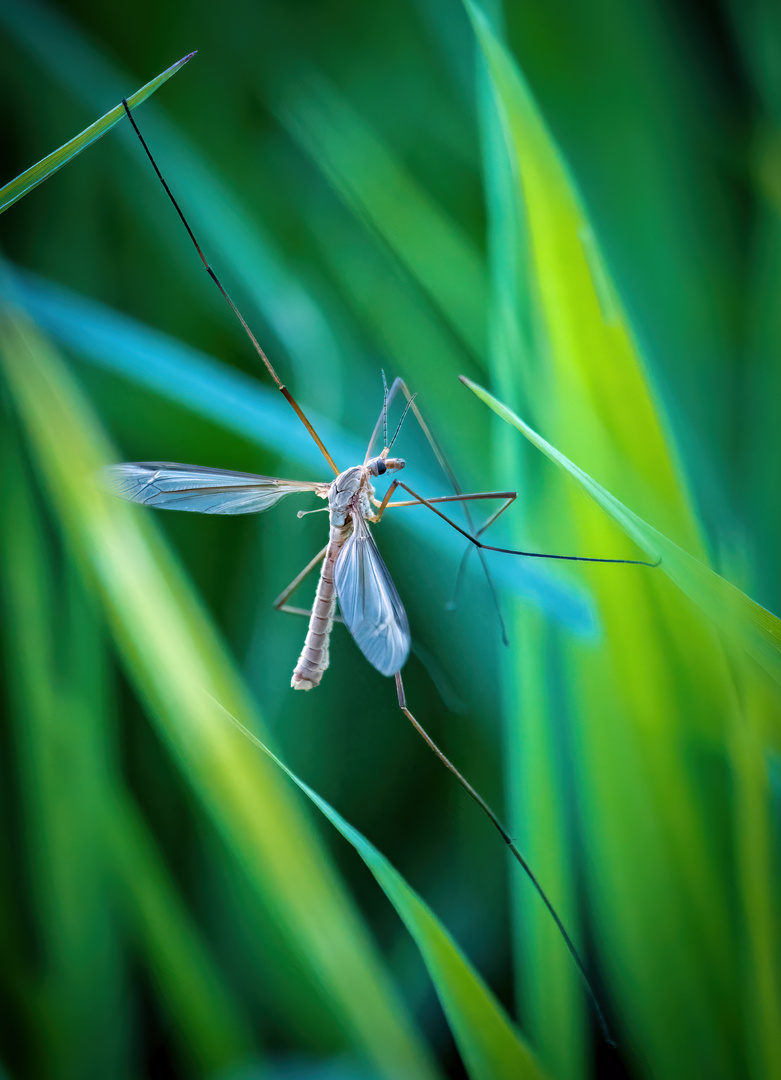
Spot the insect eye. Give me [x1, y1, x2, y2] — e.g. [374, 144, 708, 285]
[372, 459, 387, 476]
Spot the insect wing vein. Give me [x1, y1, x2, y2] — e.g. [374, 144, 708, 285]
[102, 462, 323, 515]
[334, 517, 410, 676]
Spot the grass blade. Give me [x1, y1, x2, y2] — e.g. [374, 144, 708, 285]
[461, 377, 781, 692]
[0, 53, 194, 215]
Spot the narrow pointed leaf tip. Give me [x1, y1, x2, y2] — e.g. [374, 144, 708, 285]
[460, 376, 781, 691]
[0, 52, 196, 215]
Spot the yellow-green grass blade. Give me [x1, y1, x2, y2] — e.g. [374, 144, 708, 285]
[465, 9, 780, 1073]
[0, 53, 194, 215]
[465, 0, 701, 550]
[277, 74, 487, 359]
[462, 378, 781, 696]
[474, 25, 586, 1073]
[0, 435, 254, 1074]
[214, 701, 546, 1080]
[0, 299, 439, 1080]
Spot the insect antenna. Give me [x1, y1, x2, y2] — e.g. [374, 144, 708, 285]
[386, 393, 416, 452]
[120, 99, 339, 477]
[381, 370, 389, 450]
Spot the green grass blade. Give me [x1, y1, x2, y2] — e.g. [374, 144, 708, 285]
[462, 377, 781, 692]
[0, 53, 194, 215]
[0, 430, 253, 1074]
[0, 437, 127, 1078]
[211, 700, 546, 1080]
[465, 0, 702, 550]
[0, 0, 346, 403]
[104, 794, 257, 1072]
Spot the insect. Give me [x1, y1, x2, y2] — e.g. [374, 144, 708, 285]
[103, 389, 415, 690]
[107, 93, 658, 1046]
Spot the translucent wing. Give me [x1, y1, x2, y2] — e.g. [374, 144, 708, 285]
[334, 515, 410, 677]
[102, 462, 325, 515]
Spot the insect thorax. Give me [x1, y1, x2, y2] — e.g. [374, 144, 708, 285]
[328, 466, 374, 527]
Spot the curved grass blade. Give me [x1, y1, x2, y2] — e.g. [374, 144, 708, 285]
[211, 697, 546, 1080]
[464, 0, 703, 550]
[0, 53, 194, 215]
[462, 377, 781, 693]
[0, 445, 256, 1072]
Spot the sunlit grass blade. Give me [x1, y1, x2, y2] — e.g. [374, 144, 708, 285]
[462, 377, 781, 695]
[465, 0, 702, 549]
[0, 299, 439, 1080]
[0, 53, 194, 215]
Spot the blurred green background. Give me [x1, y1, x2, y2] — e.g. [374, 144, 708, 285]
[1, 1, 780, 1078]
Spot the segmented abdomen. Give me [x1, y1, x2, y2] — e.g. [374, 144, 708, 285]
[291, 521, 350, 690]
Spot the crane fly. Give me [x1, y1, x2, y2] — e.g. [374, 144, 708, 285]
[103, 399, 414, 689]
[107, 89, 659, 1047]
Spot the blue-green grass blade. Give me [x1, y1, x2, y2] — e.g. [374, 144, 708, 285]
[0, 53, 194, 215]
[4, 267, 596, 636]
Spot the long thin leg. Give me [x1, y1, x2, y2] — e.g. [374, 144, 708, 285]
[394, 671, 615, 1047]
[273, 545, 343, 621]
[373, 490, 516, 510]
[379, 480, 659, 567]
[448, 497, 519, 608]
[122, 100, 340, 477]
